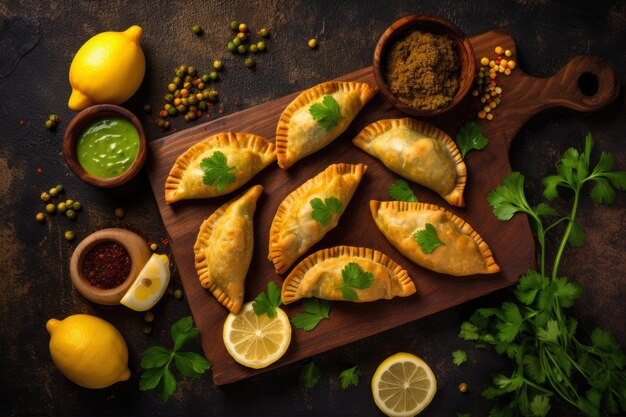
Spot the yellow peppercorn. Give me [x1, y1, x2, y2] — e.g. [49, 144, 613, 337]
[500, 59, 508, 67]
[499, 66, 505, 73]
[458, 382, 469, 393]
[507, 60, 517, 70]
[150, 243, 158, 251]
[486, 113, 494, 120]
[495, 46, 504, 55]
[480, 97, 486, 103]
[504, 49, 512, 57]
[480, 57, 489, 66]
[484, 105, 491, 113]
[472, 90, 479, 97]
[489, 72, 496, 80]
[308, 38, 318, 49]
[489, 60, 496, 68]
[478, 111, 486, 119]
[505, 68, 512, 75]
[490, 101, 497, 109]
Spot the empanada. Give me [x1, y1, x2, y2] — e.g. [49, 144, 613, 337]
[370, 200, 500, 276]
[269, 163, 367, 274]
[194, 185, 263, 314]
[276, 81, 377, 169]
[282, 246, 416, 304]
[165, 132, 275, 203]
[353, 118, 466, 207]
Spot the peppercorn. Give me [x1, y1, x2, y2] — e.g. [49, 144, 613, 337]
[45, 120, 55, 130]
[257, 41, 266, 51]
[143, 104, 152, 113]
[174, 289, 183, 299]
[258, 28, 270, 38]
[230, 20, 239, 31]
[64, 199, 73, 207]
[72, 202, 81, 211]
[176, 104, 187, 114]
[495, 46, 504, 55]
[187, 111, 196, 120]
[486, 113, 494, 120]
[163, 94, 173, 103]
[245, 58, 255, 68]
[181, 88, 190, 97]
[159, 110, 168, 118]
[55, 184, 63, 193]
[150, 243, 158, 251]
[156, 119, 165, 128]
[208, 90, 218, 101]
[144, 311, 155, 323]
[233, 37, 242, 47]
[41, 192, 51, 202]
[163, 121, 170, 129]
[236, 32, 247, 41]
[57, 202, 67, 213]
[178, 65, 187, 73]
[167, 107, 177, 117]
[250, 44, 258, 53]
[308, 38, 318, 49]
[192, 24, 203, 35]
[36, 212, 45, 223]
[115, 207, 125, 218]
[143, 326, 152, 335]
[213, 60, 223, 71]
[49, 114, 60, 124]
[480, 57, 489, 66]
[198, 101, 207, 111]
[238, 23, 247, 32]
[46, 203, 56, 213]
[184, 74, 193, 83]
[65, 209, 76, 219]
[64, 231, 75, 241]
[237, 44, 246, 54]
[176, 69, 185, 78]
[195, 92, 204, 101]
[167, 83, 177, 92]
[210, 71, 219, 81]
[458, 382, 469, 393]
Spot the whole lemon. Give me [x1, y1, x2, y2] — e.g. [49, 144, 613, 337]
[46, 314, 130, 389]
[68, 25, 145, 111]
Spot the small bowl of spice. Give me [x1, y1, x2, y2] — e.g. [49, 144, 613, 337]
[63, 104, 147, 188]
[70, 228, 152, 305]
[373, 15, 476, 116]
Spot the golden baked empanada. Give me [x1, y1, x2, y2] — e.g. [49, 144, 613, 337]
[269, 163, 367, 274]
[165, 132, 275, 203]
[276, 81, 377, 169]
[370, 200, 500, 276]
[353, 118, 466, 207]
[282, 246, 416, 304]
[194, 185, 263, 314]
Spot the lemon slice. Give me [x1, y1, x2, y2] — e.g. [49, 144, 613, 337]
[223, 302, 291, 369]
[120, 253, 170, 311]
[371, 352, 437, 417]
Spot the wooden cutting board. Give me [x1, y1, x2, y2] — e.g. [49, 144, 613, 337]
[146, 29, 618, 385]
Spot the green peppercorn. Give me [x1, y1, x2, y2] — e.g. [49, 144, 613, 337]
[164, 104, 172, 111]
[168, 107, 177, 117]
[245, 57, 256, 68]
[150, 243, 158, 251]
[167, 83, 177, 92]
[208, 90, 218, 101]
[156, 119, 165, 128]
[188, 66, 197, 76]
[72, 202, 81, 211]
[163, 121, 170, 129]
[230, 20, 239, 31]
[176, 69, 185, 78]
[201, 74, 210, 83]
[65, 209, 76, 219]
[172, 76, 182, 86]
[258, 28, 270, 38]
[144, 311, 155, 322]
[458, 382, 468, 393]
[143, 325, 152, 335]
[49, 114, 60, 123]
[187, 111, 196, 120]
[188, 96, 197, 105]
[181, 98, 189, 106]
[36, 212, 45, 223]
[250, 44, 258, 53]
[174, 289, 183, 299]
[115, 207, 125, 218]
[213, 60, 223, 71]
[256, 41, 266, 51]
[227, 42, 237, 52]
[233, 37, 242, 47]
[41, 192, 51, 202]
[46, 203, 56, 213]
[178, 65, 187, 73]
[57, 202, 67, 213]
[55, 184, 63, 193]
[65, 199, 74, 207]
[198, 101, 207, 111]
[143, 104, 152, 113]
[237, 45, 246, 55]
[176, 104, 187, 114]
[238, 23, 248, 32]
[64, 231, 75, 241]
[210, 71, 219, 81]
[45, 120, 55, 130]
[192, 24, 203, 35]
[236, 32, 246, 41]
[308, 38, 318, 49]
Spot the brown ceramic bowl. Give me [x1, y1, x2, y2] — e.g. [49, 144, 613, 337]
[373, 15, 476, 117]
[69, 228, 152, 305]
[63, 104, 147, 188]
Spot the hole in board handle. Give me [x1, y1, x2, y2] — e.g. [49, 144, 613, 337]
[577, 72, 599, 97]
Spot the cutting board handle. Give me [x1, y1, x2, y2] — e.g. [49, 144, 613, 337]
[532, 55, 619, 113]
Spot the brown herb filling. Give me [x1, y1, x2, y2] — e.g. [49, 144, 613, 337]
[83, 242, 132, 289]
[385, 30, 460, 110]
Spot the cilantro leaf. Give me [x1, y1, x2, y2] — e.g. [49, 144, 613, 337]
[388, 178, 419, 202]
[456, 121, 489, 157]
[567, 220, 587, 247]
[200, 151, 236, 191]
[253, 281, 282, 318]
[174, 352, 211, 378]
[339, 366, 360, 389]
[336, 263, 374, 301]
[310, 196, 342, 226]
[496, 302, 522, 343]
[413, 223, 443, 254]
[488, 172, 533, 220]
[529, 395, 551, 417]
[141, 346, 173, 369]
[553, 277, 581, 308]
[458, 322, 480, 341]
[537, 320, 561, 344]
[452, 350, 468, 366]
[290, 298, 331, 331]
[300, 362, 322, 389]
[309, 95, 341, 131]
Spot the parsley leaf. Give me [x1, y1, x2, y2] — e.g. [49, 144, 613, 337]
[339, 366, 360, 389]
[139, 316, 210, 402]
[413, 223, 443, 254]
[529, 395, 551, 417]
[200, 151, 236, 191]
[336, 262, 374, 301]
[310, 196, 342, 226]
[253, 281, 282, 318]
[456, 121, 489, 157]
[452, 350, 468, 366]
[309, 95, 341, 131]
[458, 322, 480, 341]
[388, 178, 419, 202]
[290, 298, 331, 331]
[300, 361, 322, 389]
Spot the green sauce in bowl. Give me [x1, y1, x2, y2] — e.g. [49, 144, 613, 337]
[76, 116, 140, 178]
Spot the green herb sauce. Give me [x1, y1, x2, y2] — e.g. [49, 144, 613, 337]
[76, 117, 139, 178]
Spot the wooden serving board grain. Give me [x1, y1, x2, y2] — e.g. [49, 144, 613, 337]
[146, 29, 619, 385]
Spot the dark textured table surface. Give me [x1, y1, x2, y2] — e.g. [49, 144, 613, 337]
[1, 1, 624, 416]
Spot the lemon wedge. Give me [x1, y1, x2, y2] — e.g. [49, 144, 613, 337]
[371, 352, 437, 417]
[120, 253, 170, 311]
[223, 302, 291, 369]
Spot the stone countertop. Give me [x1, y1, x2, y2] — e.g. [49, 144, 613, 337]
[0, 0, 624, 416]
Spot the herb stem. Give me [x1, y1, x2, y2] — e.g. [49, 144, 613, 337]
[551, 186, 582, 280]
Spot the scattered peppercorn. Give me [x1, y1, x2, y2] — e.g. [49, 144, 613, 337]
[308, 38, 318, 49]
[144, 311, 155, 323]
[174, 289, 183, 299]
[65, 199, 74, 207]
[46, 203, 56, 213]
[72, 202, 81, 211]
[45, 120, 55, 130]
[213, 60, 223, 71]
[250, 44, 258, 53]
[237, 44, 246, 54]
[150, 243, 158, 251]
[258, 28, 270, 38]
[57, 202, 67, 213]
[256, 41, 266, 51]
[192, 24, 203, 35]
[115, 207, 125, 218]
[236, 32, 247, 41]
[230, 20, 239, 31]
[65, 209, 75, 219]
[458, 382, 469, 393]
[210, 71, 219, 81]
[238, 23, 248, 33]
[143, 326, 152, 335]
[227, 42, 237, 52]
[245, 57, 255, 68]
[41, 192, 51, 202]
[55, 184, 63, 193]
[64, 231, 75, 241]
[36, 212, 45, 223]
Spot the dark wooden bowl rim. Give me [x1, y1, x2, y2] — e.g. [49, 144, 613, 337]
[373, 14, 476, 117]
[63, 104, 147, 188]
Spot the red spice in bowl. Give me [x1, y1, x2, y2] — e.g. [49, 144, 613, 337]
[83, 242, 132, 289]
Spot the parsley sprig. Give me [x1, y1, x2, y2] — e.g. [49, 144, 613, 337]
[300, 361, 322, 389]
[139, 316, 210, 402]
[337, 263, 374, 301]
[339, 366, 361, 389]
[460, 133, 626, 417]
[456, 121, 489, 157]
[310, 196, 342, 226]
[291, 298, 331, 331]
[413, 223, 443, 254]
[200, 151, 236, 191]
[253, 281, 282, 318]
[452, 350, 468, 366]
[388, 178, 419, 202]
[309, 95, 341, 131]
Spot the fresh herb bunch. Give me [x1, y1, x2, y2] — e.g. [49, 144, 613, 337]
[459, 134, 626, 417]
[139, 316, 211, 402]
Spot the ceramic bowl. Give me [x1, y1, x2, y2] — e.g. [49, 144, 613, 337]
[372, 14, 476, 117]
[69, 228, 152, 305]
[63, 104, 147, 188]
